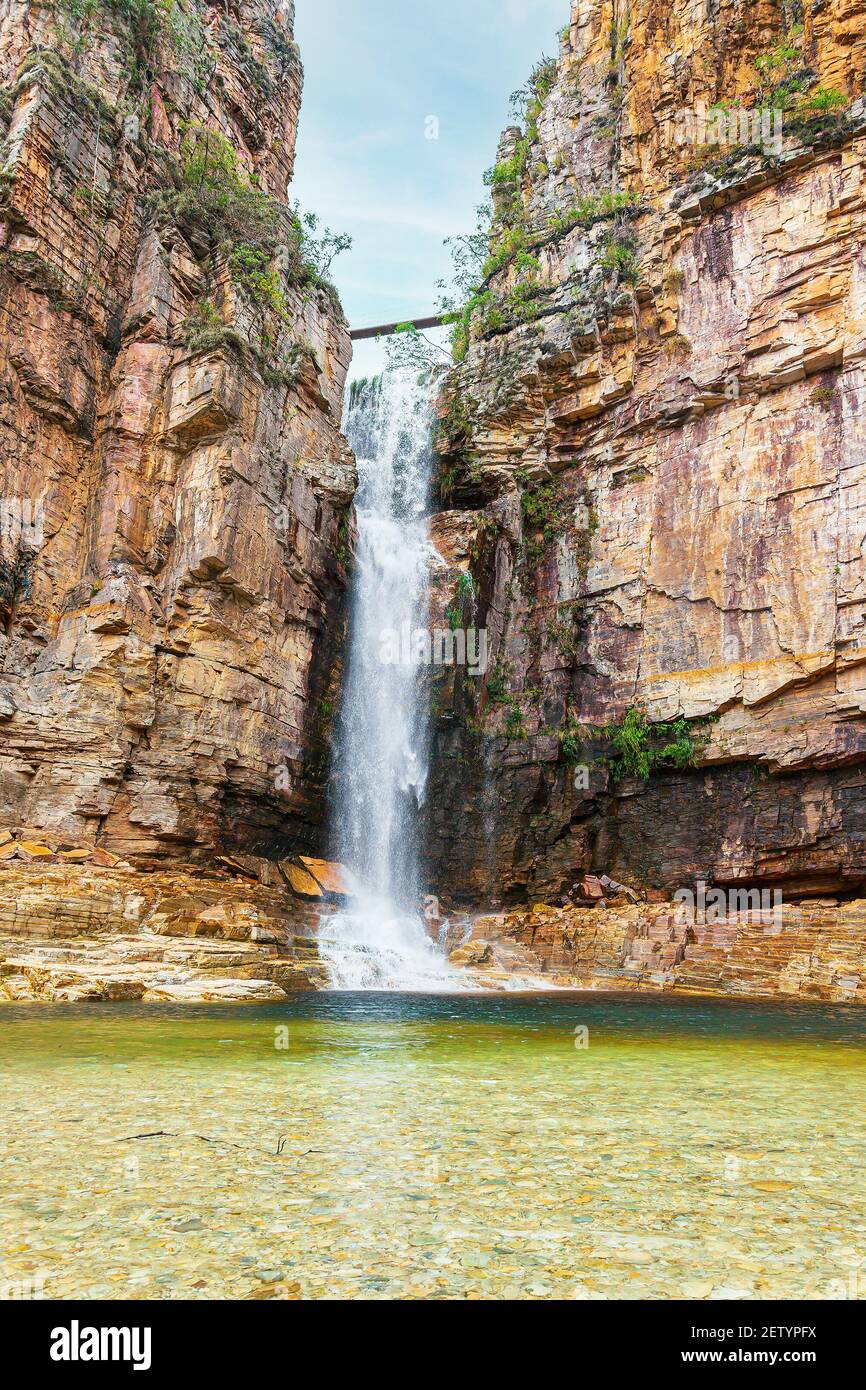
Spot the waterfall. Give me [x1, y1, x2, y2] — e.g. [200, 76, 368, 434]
[319, 369, 457, 990]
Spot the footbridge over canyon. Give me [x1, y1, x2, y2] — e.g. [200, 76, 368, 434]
[349, 314, 448, 340]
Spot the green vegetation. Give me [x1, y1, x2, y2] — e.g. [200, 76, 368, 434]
[391, 38, 648, 370]
[599, 230, 639, 284]
[12, 45, 117, 125]
[520, 478, 564, 544]
[182, 298, 244, 353]
[504, 700, 527, 740]
[486, 663, 509, 704]
[810, 384, 837, 405]
[558, 717, 589, 764]
[486, 142, 530, 189]
[528, 55, 558, 105]
[457, 571, 475, 601]
[754, 31, 802, 105]
[604, 708, 709, 781]
[160, 124, 283, 314]
[288, 206, 352, 306]
[181, 295, 314, 388]
[555, 707, 715, 781]
[749, 27, 851, 139]
[334, 515, 350, 567]
[664, 334, 693, 359]
[482, 224, 529, 278]
[157, 126, 349, 321]
[548, 188, 639, 239]
[0, 248, 81, 312]
[55, 0, 210, 90]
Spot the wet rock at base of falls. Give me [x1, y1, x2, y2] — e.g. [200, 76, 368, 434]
[279, 860, 325, 898]
[297, 857, 352, 900]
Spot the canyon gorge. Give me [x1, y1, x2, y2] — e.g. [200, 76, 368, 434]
[1, 0, 866, 1003]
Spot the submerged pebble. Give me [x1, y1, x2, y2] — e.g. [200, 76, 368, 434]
[0, 995, 864, 1300]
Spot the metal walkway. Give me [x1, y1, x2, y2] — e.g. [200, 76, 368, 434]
[349, 314, 448, 341]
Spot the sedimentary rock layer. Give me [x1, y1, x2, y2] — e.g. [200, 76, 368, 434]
[428, 0, 866, 906]
[463, 897, 866, 1003]
[0, 861, 329, 999]
[0, 1, 354, 867]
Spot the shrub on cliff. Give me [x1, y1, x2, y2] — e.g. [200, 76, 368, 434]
[604, 708, 713, 781]
[157, 126, 350, 320]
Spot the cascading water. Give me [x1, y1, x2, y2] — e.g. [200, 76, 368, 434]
[319, 369, 457, 990]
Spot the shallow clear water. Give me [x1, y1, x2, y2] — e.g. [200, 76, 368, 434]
[2, 994, 865, 1300]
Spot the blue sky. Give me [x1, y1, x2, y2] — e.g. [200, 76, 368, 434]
[290, 0, 566, 378]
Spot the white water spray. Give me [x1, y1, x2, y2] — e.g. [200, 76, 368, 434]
[319, 370, 457, 990]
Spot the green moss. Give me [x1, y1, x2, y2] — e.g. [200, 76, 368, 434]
[13, 46, 117, 124]
[809, 385, 836, 405]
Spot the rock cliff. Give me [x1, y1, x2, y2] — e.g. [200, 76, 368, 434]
[428, 0, 866, 908]
[0, 0, 354, 867]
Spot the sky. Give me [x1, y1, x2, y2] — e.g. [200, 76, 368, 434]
[290, 0, 566, 379]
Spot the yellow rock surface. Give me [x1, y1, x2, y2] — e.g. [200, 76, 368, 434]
[281, 861, 324, 899]
[298, 858, 352, 897]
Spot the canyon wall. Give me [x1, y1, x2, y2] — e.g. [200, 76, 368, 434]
[0, 0, 353, 868]
[428, 0, 866, 908]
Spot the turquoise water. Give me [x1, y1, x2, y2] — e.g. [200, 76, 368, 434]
[1, 993, 865, 1299]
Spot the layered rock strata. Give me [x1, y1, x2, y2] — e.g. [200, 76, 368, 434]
[459, 897, 866, 1002]
[428, 0, 866, 909]
[0, 861, 331, 999]
[0, 0, 354, 870]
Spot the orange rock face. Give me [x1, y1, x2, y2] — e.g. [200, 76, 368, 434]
[0, 862, 330, 1000]
[0, 1, 354, 866]
[428, 0, 866, 906]
[464, 898, 866, 1004]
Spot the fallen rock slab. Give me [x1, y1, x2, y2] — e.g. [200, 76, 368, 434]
[280, 860, 324, 898]
[298, 857, 352, 899]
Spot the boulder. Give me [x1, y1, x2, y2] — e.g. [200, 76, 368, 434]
[279, 860, 324, 899]
[298, 857, 352, 899]
[218, 855, 284, 888]
[449, 941, 493, 967]
[578, 874, 606, 900]
[91, 847, 121, 867]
